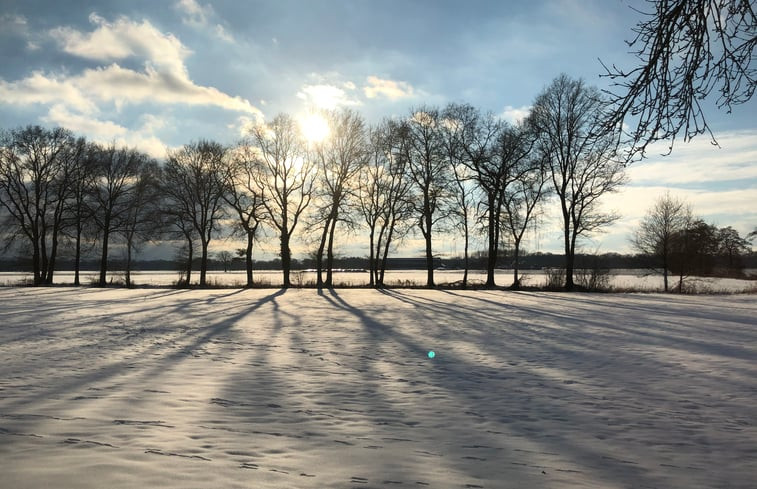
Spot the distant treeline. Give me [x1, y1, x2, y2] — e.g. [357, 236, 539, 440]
[3, 251, 754, 276]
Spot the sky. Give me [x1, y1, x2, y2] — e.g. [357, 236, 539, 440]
[0, 0, 755, 259]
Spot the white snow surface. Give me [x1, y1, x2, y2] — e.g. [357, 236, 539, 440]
[1, 288, 755, 488]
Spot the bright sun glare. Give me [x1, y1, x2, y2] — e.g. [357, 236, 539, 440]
[299, 113, 330, 143]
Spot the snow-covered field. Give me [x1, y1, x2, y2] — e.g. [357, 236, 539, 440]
[2, 269, 756, 292]
[1, 288, 756, 488]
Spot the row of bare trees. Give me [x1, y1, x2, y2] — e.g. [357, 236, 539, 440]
[1, 74, 629, 289]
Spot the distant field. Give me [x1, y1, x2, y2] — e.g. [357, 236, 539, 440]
[1, 269, 755, 292]
[1, 288, 756, 488]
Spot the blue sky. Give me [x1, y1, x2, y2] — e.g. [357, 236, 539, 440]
[1, 0, 755, 258]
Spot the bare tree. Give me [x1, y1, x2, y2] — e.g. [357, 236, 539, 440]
[449, 104, 534, 287]
[359, 120, 414, 287]
[163, 141, 228, 287]
[0, 125, 80, 285]
[632, 192, 692, 292]
[310, 109, 368, 287]
[404, 106, 453, 287]
[502, 155, 549, 289]
[716, 226, 751, 272]
[359, 126, 387, 287]
[165, 208, 198, 286]
[120, 160, 161, 287]
[61, 139, 96, 286]
[440, 106, 476, 288]
[90, 143, 151, 287]
[602, 0, 756, 156]
[216, 250, 234, 273]
[222, 144, 267, 286]
[249, 114, 315, 288]
[670, 218, 720, 291]
[529, 74, 626, 291]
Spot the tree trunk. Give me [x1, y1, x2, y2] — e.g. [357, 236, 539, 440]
[564, 226, 576, 291]
[46, 224, 60, 285]
[32, 234, 42, 286]
[99, 216, 110, 287]
[326, 215, 337, 286]
[424, 236, 434, 287]
[245, 232, 254, 287]
[512, 240, 521, 289]
[462, 222, 469, 289]
[561, 208, 573, 291]
[185, 240, 193, 286]
[368, 227, 375, 287]
[40, 226, 49, 284]
[485, 194, 497, 287]
[316, 217, 330, 287]
[125, 237, 133, 288]
[200, 238, 209, 286]
[74, 223, 83, 286]
[379, 221, 395, 287]
[662, 253, 669, 292]
[281, 231, 291, 287]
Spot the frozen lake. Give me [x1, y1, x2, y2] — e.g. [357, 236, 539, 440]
[1, 288, 755, 488]
[1, 268, 755, 292]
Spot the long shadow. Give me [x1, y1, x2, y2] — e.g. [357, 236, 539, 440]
[4, 288, 752, 487]
[321, 289, 672, 488]
[0, 288, 287, 416]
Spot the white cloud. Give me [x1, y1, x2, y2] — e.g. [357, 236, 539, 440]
[175, 0, 211, 26]
[297, 83, 361, 109]
[627, 130, 757, 185]
[231, 115, 264, 138]
[1, 13, 262, 158]
[75, 63, 261, 114]
[43, 104, 127, 138]
[214, 24, 234, 43]
[0, 71, 96, 114]
[41, 105, 170, 158]
[51, 13, 190, 77]
[363, 76, 415, 100]
[175, 0, 235, 43]
[501, 105, 531, 124]
[2, 14, 263, 118]
[0, 13, 28, 32]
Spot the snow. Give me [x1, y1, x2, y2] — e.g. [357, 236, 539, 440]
[1, 288, 756, 488]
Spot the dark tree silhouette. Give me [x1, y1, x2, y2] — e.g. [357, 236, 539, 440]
[222, 145, 267, 287]
[670, 219, 720, 291]
[439, 108, 476, 288]
[502, 154, 549, 289]
[631, 192, 692, 292]
[310, 109, 368, 287]
[0, 126, 80, 285]
[716, 225, 751, 271]
[449, 104, 534, 287]
[120, 160, 161, 287]
[90, 143, 151, 287]
[359, 120, 414, 287]
[529, 75, 626, 291]
[404, 107, 452, 287]
[62, 139, 96, 286]
[602, 0, 756, 155]
[163, 141, 228, 287]
[249, 114, 315, 288]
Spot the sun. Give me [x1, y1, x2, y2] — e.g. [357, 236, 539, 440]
[299, 113, 330, 144]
